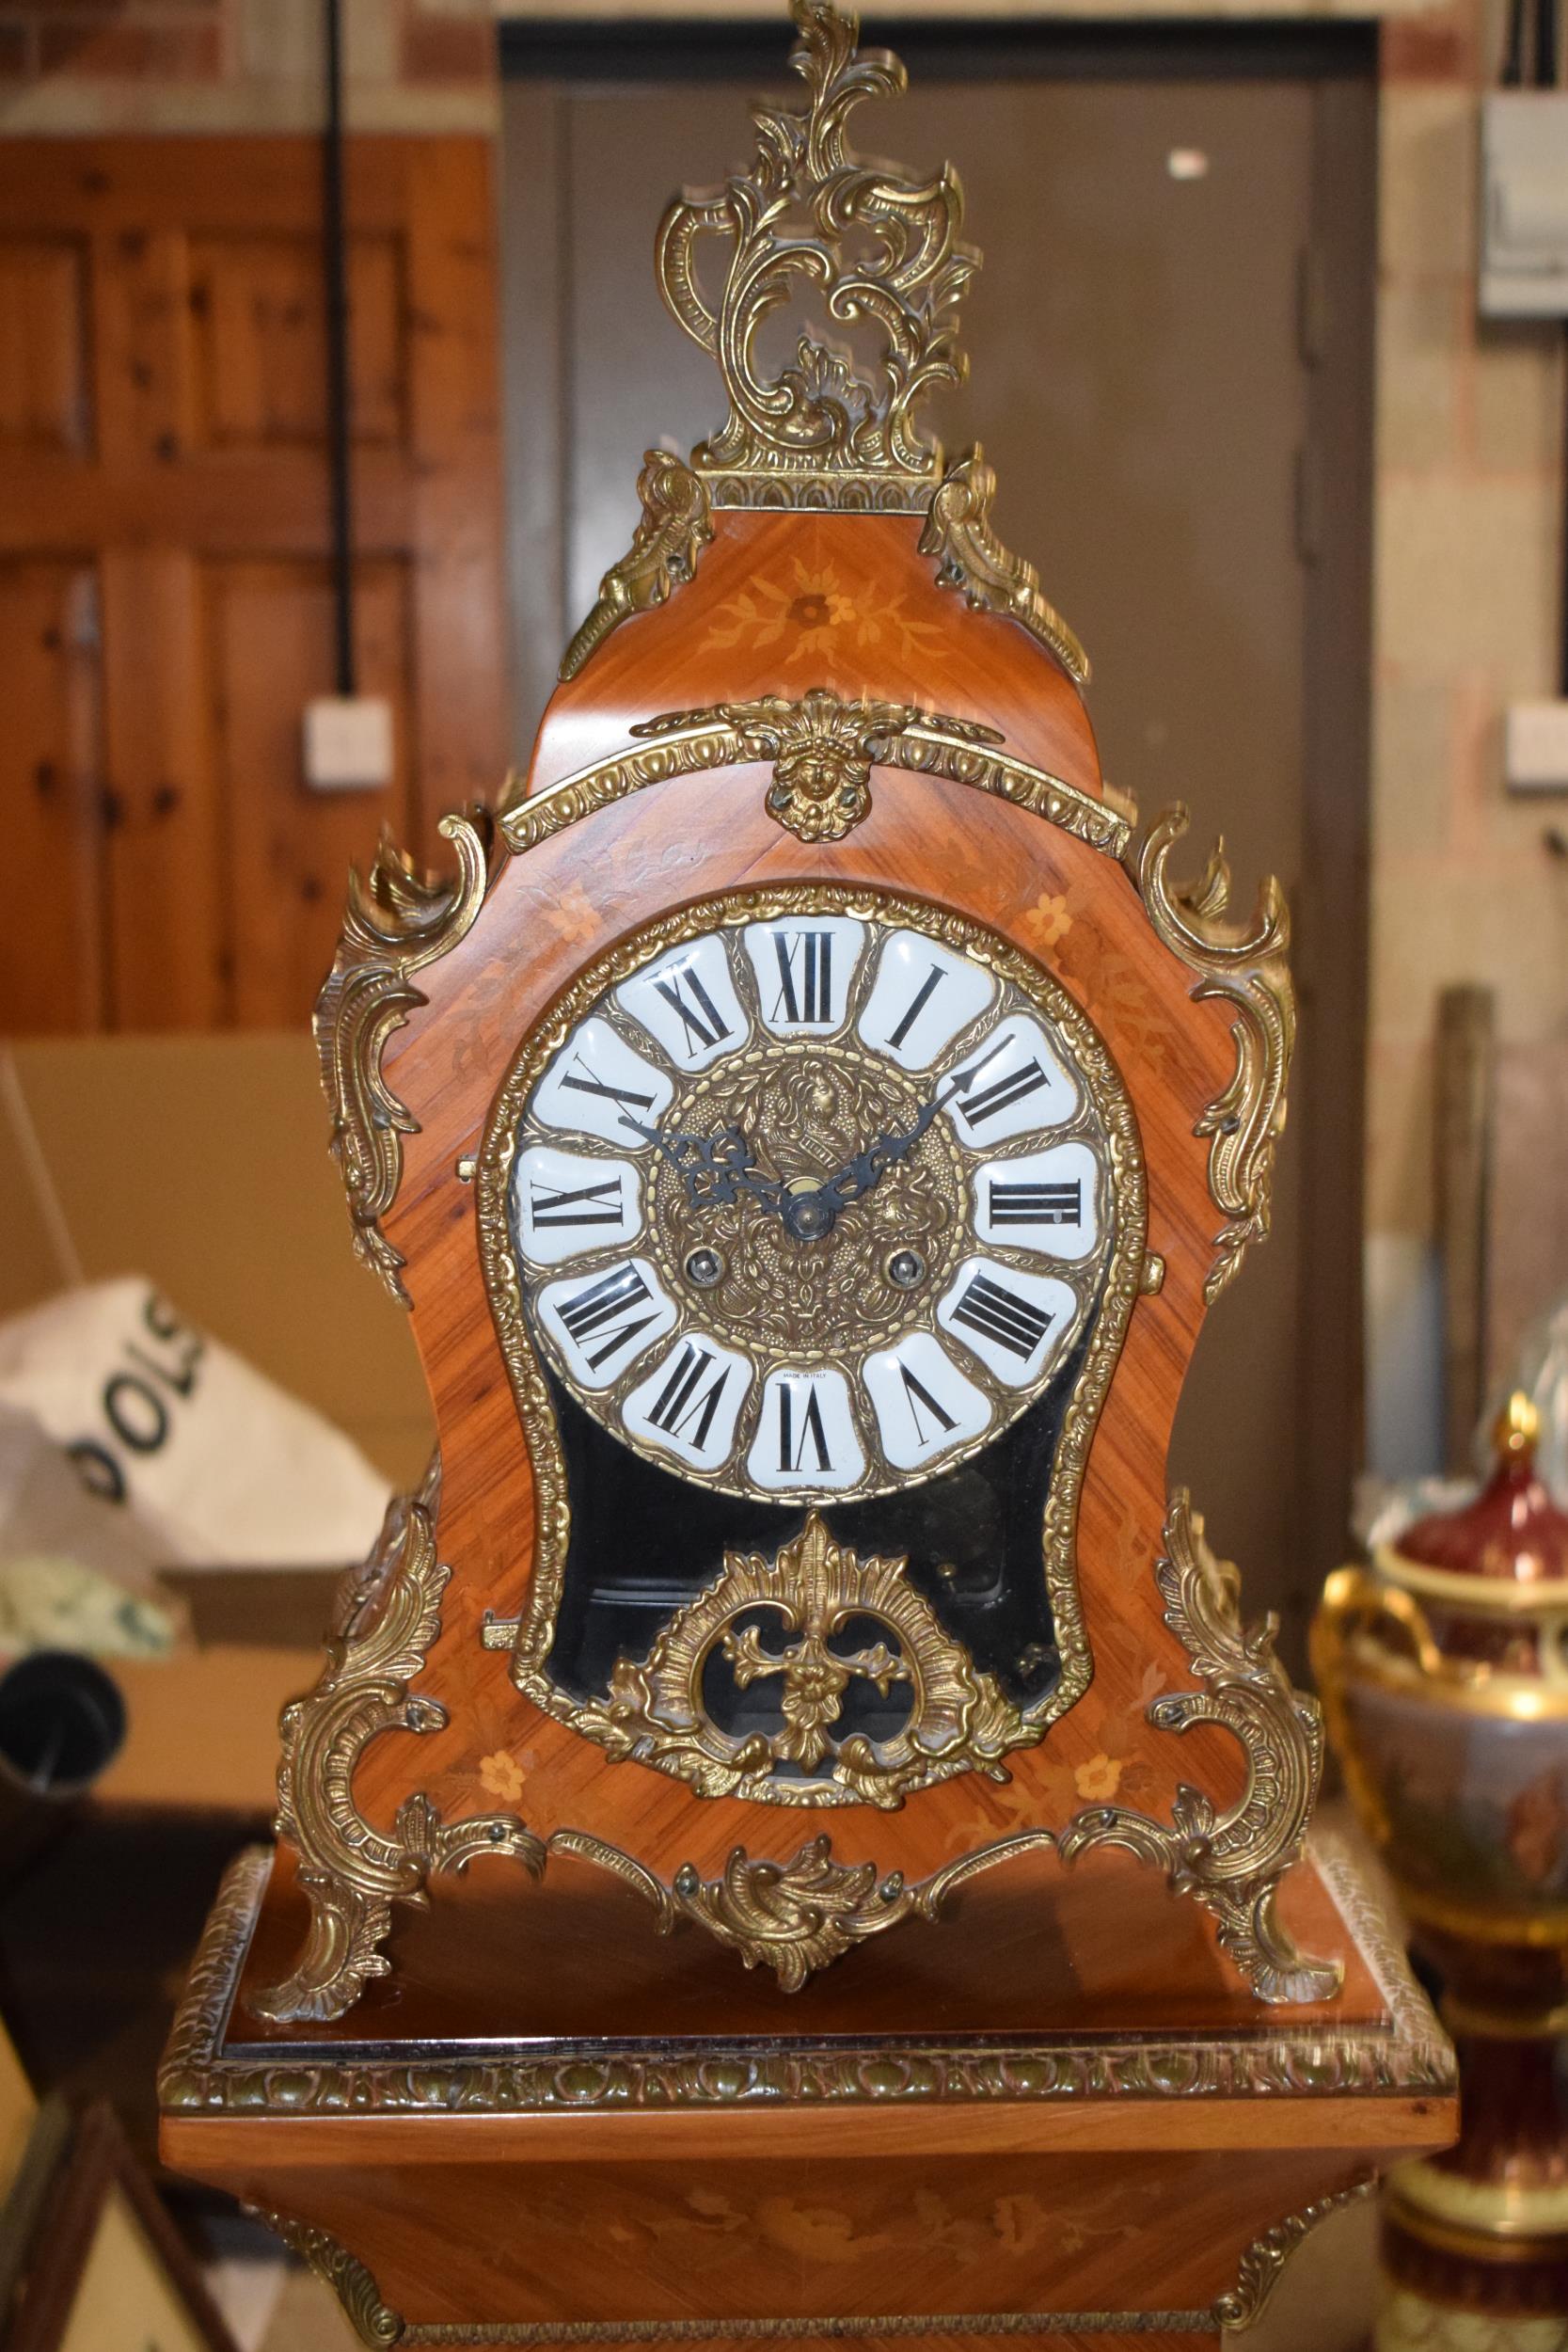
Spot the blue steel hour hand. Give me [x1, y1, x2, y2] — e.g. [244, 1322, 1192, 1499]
[619, 1115, 786, 1217]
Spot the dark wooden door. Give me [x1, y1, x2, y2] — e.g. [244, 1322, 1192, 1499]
[0, 136, 507, 1035]
[499, 26, 1373, 1644]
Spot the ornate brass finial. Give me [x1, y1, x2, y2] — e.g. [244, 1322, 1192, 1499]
[1496, 1390, 1540, 1460]
[656, 0, 976, 512]
[559, 1, 1090, 691]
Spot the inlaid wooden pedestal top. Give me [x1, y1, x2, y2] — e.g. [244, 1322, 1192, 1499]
[161, 1832, 1453, 2349]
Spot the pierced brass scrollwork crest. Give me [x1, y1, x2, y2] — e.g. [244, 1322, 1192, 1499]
[576, 1512, 1029, 1809]
[657, 0, 975, 510]
[559, 0, 1088, 687]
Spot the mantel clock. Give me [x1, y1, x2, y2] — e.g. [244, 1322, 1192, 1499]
[258, 0, 1338, 2023]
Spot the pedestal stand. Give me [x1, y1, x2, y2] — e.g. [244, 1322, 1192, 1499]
[161, 1833, 1454, 2349]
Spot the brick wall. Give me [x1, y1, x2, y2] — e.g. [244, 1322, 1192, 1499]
[1368, 0, 1567, 1470]
[0, 0, 498, 132]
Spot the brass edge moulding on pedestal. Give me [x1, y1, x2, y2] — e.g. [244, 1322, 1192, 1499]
[161, 1848, 1449, 2118]
[1307, 1827, 1456, 2086]
[1132, 808, 1294, 1305]
[241, 2181, 1378, 2348]
[559, 0, 1089, 685]
[1059, 1493, 1340, 2006]
[472, 883, 1146, 1813]
[315, 811, 493, 1307]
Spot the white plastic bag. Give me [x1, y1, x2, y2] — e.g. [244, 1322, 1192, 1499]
[0, 1279, 392, 1568]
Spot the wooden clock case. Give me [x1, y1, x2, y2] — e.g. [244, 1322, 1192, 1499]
[161, 6, 1453, 2341]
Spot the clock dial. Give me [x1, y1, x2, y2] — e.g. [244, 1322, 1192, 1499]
[621, 1333, 752, 1470]
[973, 1140, 1101, 1262]
[498, 896, 1127, 1506]
[534, 1256, 679, 1391]
[613, 934, 751, 1072]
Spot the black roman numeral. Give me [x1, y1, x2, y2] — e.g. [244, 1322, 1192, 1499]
[771, 930, 835, 1025]
[776, 1379, 832, 1472]
[528, 1174, 626, 1229]
[952, 1040, 1049, 1130]
[643, 1343, 732, 1451]
[555, 1263, 659, 1372]
[885, 962, 943, 1050]
[950, 1272, 1054, 1360]
[559, 1051, 656, 1114]
[897, 1359, 958, 1446]
[653, 962, 731, 1056]
[988, 1179, 1082, 1227]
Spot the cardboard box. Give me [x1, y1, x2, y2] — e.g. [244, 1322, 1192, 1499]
[0, 1034, 434, 1491]
[0, 1033, 436, 1814]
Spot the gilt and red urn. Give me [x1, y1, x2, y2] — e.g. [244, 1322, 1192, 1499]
[1315, 1392, 1568, 2344]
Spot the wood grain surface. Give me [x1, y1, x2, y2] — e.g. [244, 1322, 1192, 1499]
[163, 1837, 1454, 2342]
[331, 514, 1247, 1918]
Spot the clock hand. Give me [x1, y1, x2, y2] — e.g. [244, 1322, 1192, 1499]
[800, 1044, 1009, 1225]
[618, 1114, 786, 1216]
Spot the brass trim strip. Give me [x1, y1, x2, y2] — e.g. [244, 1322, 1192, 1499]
[499, 713, 1129, 862]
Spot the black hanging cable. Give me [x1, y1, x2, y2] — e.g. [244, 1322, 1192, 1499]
[1501, 0, 1528, 82]
[323, 0, 355, 697]
[1532, 0, 1559, 84]
[1560, 321, 1568, 697]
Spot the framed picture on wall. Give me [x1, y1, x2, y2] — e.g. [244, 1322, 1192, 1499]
[3, 2100, 237, 2352]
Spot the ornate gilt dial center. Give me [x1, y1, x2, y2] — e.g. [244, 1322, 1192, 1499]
[654, 1043, 964, 1357]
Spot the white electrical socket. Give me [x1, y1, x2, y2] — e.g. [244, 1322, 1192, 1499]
[1481, 92, 1568, 319]
[1505, 700, 1568, 792]
[303, 695, 395, 791]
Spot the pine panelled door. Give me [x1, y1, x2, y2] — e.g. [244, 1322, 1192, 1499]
[0, 136, 506, 1034]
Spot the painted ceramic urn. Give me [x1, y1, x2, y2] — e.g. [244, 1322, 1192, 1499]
[1317, 1391, 1568, 1949]
[1315, 1393, 1568, 2341]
